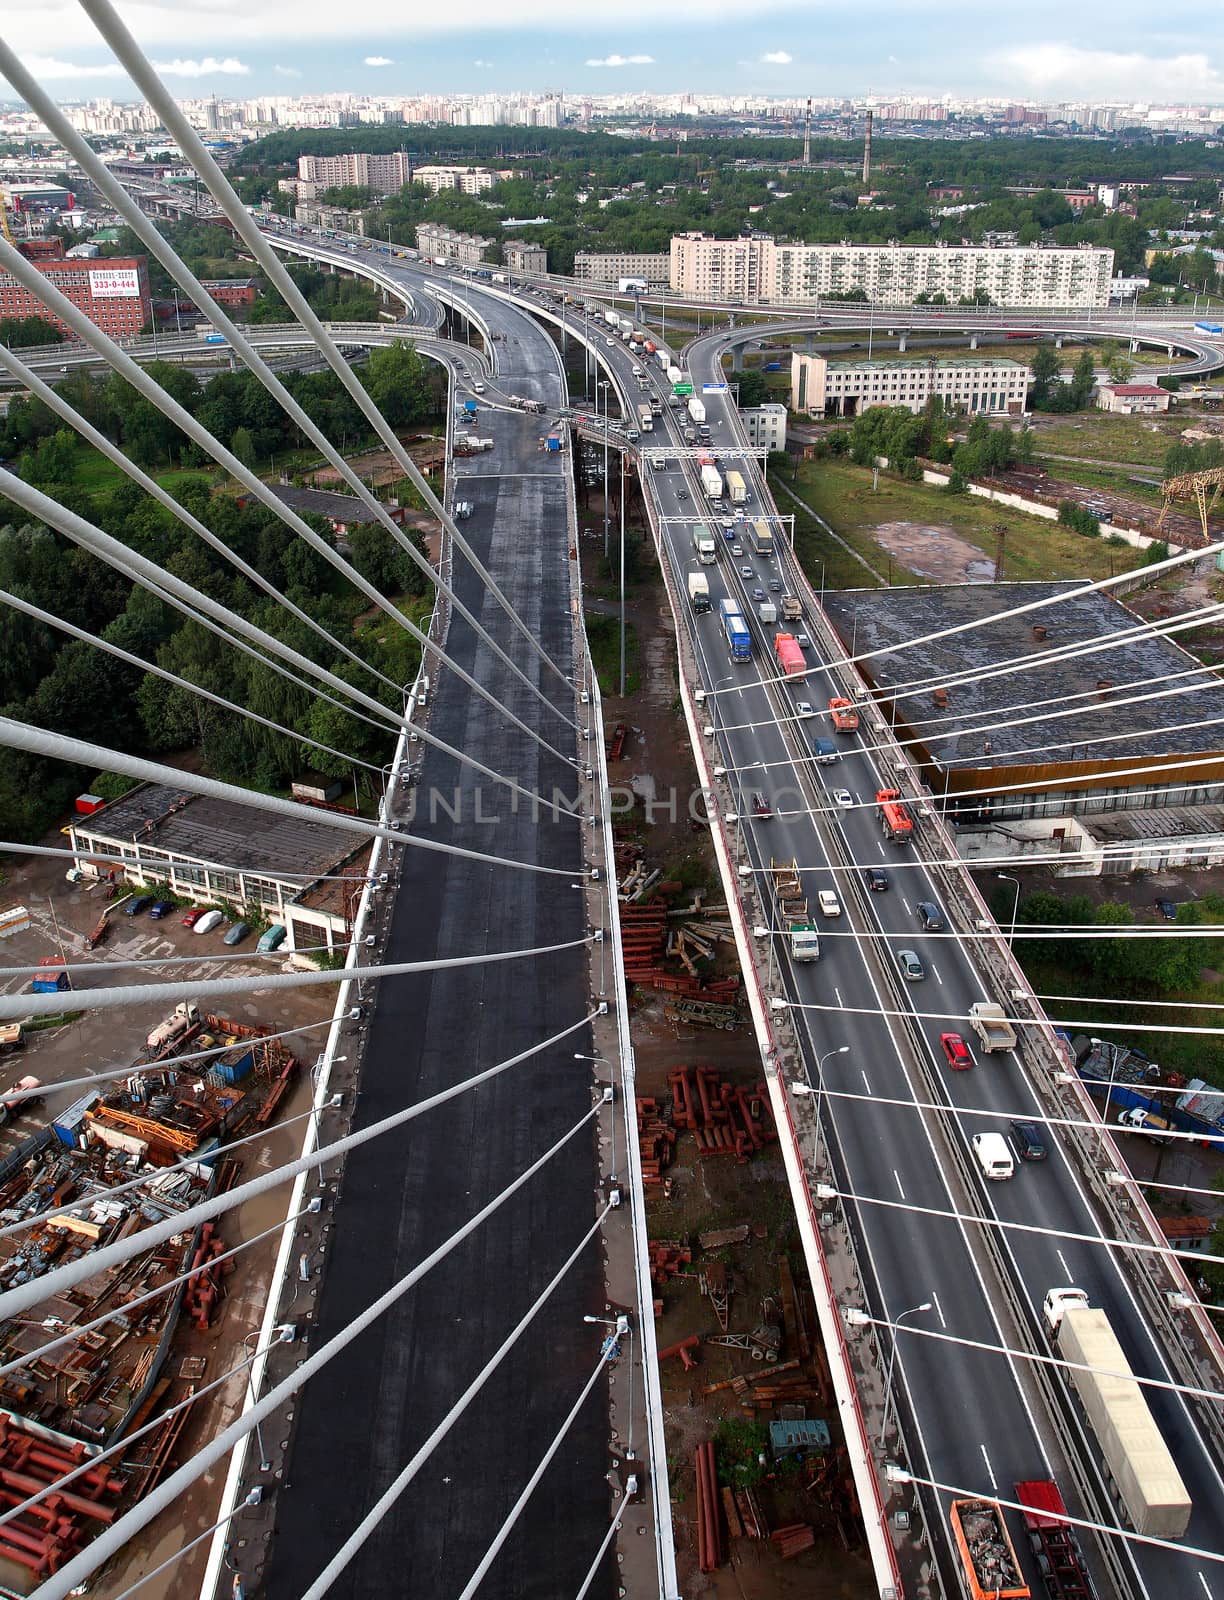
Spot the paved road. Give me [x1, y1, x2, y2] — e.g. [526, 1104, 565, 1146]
[261, 278, 614, 1600]
[571, 306, 1224, 1598]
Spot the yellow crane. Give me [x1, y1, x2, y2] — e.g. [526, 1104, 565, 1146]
[1158, 465, 1224, 543]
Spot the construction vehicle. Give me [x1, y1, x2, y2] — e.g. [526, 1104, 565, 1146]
[780, 595, 803, 624]
[83, 911, 112, 951]
[773, 633, 805, 679]
[663, 998, 744, 1031]
[1043, 1289, 1191, 1539]
[828, 697, 859, 733]
[1117, 1103, 1173, 1143]
[146, 1002, 200, 1053]
[0, 1077, 42, 1127]
[1014, 1480, 1098, 1600]
[770, 858, 820, 962]
[874, 788, 913, 842]
[969, 1001, 1017, 1054]
[0, 1024, 24, 1055]
[949, 1498, 1030, 1600]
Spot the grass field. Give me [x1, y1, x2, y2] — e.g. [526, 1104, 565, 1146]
[67, 445, 215, 500]
[584, 610, 641, 697]
[780, 459, 1148, 591]
[1026, 410, 1181, 469]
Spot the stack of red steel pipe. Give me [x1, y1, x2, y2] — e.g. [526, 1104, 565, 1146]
[619, 905, 668, 984]
[636, 1097, 676, 1186]
[0, 1420, 123, 1577]
[669, 1067, 776, 1162]
[694, 1439, 724, 1573]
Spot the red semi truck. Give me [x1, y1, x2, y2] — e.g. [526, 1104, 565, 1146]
[773, 633, 806, 680]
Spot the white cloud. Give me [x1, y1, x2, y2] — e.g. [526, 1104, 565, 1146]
[990, 43, 1224, 100]
[151, 57, 251, 77]
[473, 59, 494, 68]
[273, 64, 301, 78]
[760, 50, 792, 65]
[364, 55, 395, 67]
[20, 55, 124, 80]
[585, 53, 655, 68]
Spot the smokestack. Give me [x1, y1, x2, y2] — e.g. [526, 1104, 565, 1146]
[803, 98, 812, 166]
[862, 110, 873, 187]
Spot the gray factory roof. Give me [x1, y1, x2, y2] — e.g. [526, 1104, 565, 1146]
[243, 485, 385, 524]
[822, 582, 1224, 773]
[73, 783, 357, 882]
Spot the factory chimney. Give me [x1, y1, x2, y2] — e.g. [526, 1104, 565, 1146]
[803, 98, 811, 166]
[862, 110, 873, 187]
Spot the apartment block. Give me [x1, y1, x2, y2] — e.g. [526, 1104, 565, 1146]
[411, 165, 508, 195]
[415, 222, 493, 267]
[741, 403, 788, 452]
[791, 353, 1030, 418]
[572, 251, 671, 285]
[504, 239, 548, 275]
[671, 233, 1114, 309]
[296, 151, 413, 196]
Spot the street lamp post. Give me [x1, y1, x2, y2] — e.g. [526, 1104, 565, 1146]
[598, 380, 611, 562]
[997, 873, 1020, 946]
[879, 1301, 933, 1447]
[618, 449, 627, 696]
[789, 1045, 849, 1164]
[242, 1332, 273, 1472]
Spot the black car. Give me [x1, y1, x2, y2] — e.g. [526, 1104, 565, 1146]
[865, 867, 889, 892]
[1155, 898, 1179, 921]
[124, 895, 154, 916]
[1009, 1120, 1048, 1162]
[916, 900, 945, 932]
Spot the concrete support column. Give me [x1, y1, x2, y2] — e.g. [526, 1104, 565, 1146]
[969, 333, 979, 350]
[898, 334, 907, 353]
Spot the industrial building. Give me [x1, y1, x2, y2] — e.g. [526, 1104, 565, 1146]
[572, 250, 671, 286]
[791, 353, 1030, 418]
[669, 233, 1114, 308]
[503, 239, 548, 275]
[1096, 382, 1172, 415]
[415, 221, 493, 267]
[822, 582, 1224, 826]
[741, 402, 788, 451]
[67, 783, 370, 955]
[0, 238, 150, 339]
[2, 181, 75, 213]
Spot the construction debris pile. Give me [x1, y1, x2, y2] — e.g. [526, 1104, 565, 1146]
[0, 1002, 301, 1576]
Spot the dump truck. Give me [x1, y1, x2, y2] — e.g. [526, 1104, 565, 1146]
[1117, 1103, 1173, 1143]
[1043, 1289, 1192, 1540]
[725, 469, 747, 505]
[774, 633, 806, 679]
[687, 572, 712, 613]
[770, 858, 819, 961]
[828, 698, 859, 733]
[700, 464, 723, 501]
[780, 595, 803, 624]
[1014, 1480, 1097, 1600]
[874, 788, 913, 842]
[969, 1001, 1017, 1054]
[949, 1498, 1030, 1600]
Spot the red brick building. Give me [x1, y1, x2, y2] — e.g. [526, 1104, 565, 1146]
[0, 238, 151, 339]
[198, 278, 259, 309]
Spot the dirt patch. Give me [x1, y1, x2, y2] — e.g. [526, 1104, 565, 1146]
[872, 519, 995, 583]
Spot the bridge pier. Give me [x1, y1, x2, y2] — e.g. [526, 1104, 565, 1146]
[969, 333, 979, 350]
[1055, 335, 1064, 349]
[1131, 339, 1141, 354]
[898, 334, 907, 353]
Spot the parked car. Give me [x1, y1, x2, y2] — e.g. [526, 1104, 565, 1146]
[124, 895, 154, 917]
[193, 910, 224, 935]
[223, 922, 251, 947]
[1009, 1120, 1048, 1161]
[940, 1032, 973, 1070]
[181, 908, 205, 927]
[1155, 898, 1179, 921]
[865, 867, 889, 892]
[148, 901, 175, 920]
[897, 948, 925, 982]
[750, 791, 773, 819]
[916, 900, 945, 932]
[257, 925, 287, 953]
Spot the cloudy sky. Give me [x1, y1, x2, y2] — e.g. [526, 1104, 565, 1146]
[5, 0, 1223, 102]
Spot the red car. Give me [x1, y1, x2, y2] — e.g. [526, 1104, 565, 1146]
[181, 908, 204, 927]
[940, 1032, 973, 1070]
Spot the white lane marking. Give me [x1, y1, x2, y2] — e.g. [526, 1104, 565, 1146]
[931, 1293, 947, 1330]
[979, 1444, 999, 1494]
[1195, 1570, 1214, 1599]
[893, 1169, 906, 1200]
[860, 1070, 872, 1095]
[877, 841, 887, 859]
[902, 897, 912, 916]
[931, 964, 943, 986]
[1056, 1249, 1075, 1284]
[834, 987, 844, 1009]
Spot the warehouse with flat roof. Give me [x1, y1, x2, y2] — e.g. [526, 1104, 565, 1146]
[68, 783, 371, 954]
[822, 582, 1224, 822]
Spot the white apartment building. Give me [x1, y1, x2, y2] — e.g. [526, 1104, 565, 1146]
[741, 403, 788, 451]
[791, 353, 1031, 418]
[412, 165, 508, 195]
[573, 251, 671, 285]
[671, 234, 1115, 308]
[416, 221, 493, 267]
[297, 151, 413, 196]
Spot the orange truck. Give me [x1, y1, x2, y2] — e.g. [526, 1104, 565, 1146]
[828, 697, 859, 733]
[773, 633, 806, 679]
[949, 1498, 1030, 1600]
[874, 787, 913, 841]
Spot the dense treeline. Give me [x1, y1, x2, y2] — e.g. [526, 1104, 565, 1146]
[0, 341, 441, 840]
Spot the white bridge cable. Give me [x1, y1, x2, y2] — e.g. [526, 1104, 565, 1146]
[1, 921, 593, 1025]
[0, 1008, 600, 1321]
[57, 4, 574, 699]
[573, 1499, 632, 1600]
[0, 66, 578, 742]
[455, 1349, 611, 1600]
[0, 587, 387, 780]
[300, 1202, 613, 1599]
[0, 950, 336, 983]
[0, 317, 576, 783]
[0, 719, 587, 896]
[0, 472, 583, 821]
[23, 1096, 602, 1600]
[0, 343, 402, 697]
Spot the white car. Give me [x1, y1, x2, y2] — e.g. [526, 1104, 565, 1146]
[795, 700, 815, 719]
[832, 789, 853, 809]
[817, 890, 842, 918]
[192, 909, 224, 935]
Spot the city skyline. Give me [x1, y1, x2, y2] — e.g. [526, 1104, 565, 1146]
[7, 0, 1223, 104]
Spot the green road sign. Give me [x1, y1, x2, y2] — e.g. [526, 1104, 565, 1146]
[673, 382, 693, 396]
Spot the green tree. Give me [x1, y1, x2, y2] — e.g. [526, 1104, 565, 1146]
[230, 425, 257, 468]
[1029, 344, 1063, 409]
[1068, 350, 1097, 409]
